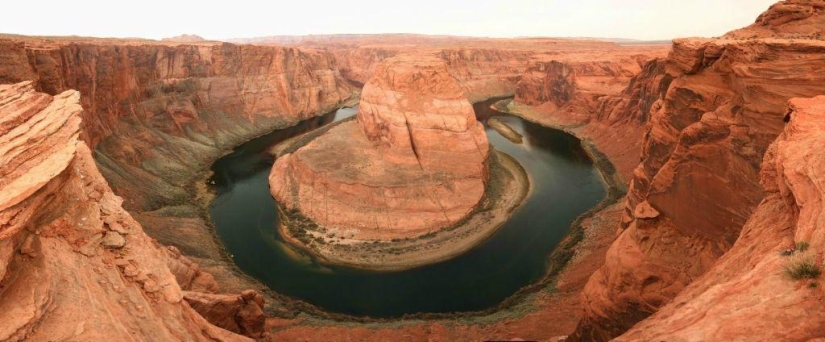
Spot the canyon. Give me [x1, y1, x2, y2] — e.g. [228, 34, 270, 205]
[269, 55, 532, 270]
[2, 1, 825, 340]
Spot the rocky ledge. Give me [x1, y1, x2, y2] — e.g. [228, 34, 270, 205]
[617, 95, 825, 341]
[269, 56, 528, 270]
[0, 81, 270, 340]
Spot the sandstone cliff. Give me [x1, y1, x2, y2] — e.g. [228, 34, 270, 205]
[0, 82, 255, 341]
[569, 5, 825, 340]
[289, 35, 655, 104]
[0, 37, 358, 299]
[0, 37, 356, 208]
[615, 95, 825, 341]
[501, 46, 669, 184]
[271, 55, 489, 239]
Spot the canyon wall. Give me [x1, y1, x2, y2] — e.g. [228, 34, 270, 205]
[0, 37, 358, 299]
[280, 35, 654, 105]
[617, 95, 825, 341]
[3, 40, 356, 210]
[502, 46, 670, 183]
[569, 2, 825, 339]
[0, 82, 255, 341]
[331, 47, 536, 102]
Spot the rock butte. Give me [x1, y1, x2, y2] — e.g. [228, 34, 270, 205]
[4, 1, 825, 340]
[271, 55, 490, 240]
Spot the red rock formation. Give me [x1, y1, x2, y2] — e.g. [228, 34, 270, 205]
[270, 34, 659, 104]
[330, 47, 536, 101]
[0, 38, 356, 208]
[726, 0, 825, 39]
[502, 46, 669, 183]
[185, 290, 267, 338]
[617, 96, 825, 341]
[0, 82, 251, 341]
[569, 6, 825, 340]
[0, 37, 358, 300]
[271, 55, 489, 239]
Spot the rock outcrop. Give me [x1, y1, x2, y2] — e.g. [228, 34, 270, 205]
[0, 82, 251, 341]
[0, 37, 356, 209]
[271, 56, 489, 240]
[266, 34, 666, 104]
[726, 0, 825, 39]
[617, 95, 825, 341]
[569, 5, 825, 340]
[0, 37, 357, 298]
[185, 290, 267, 339]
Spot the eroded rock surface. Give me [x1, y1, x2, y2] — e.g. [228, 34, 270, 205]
[0, 82, 252, 341]
[271, 56, 489, 239]
[569, 5, 825, 340]
[617, 96, 825, 341]
[0, 36, 358, 299]
[501, 47, 670, 184]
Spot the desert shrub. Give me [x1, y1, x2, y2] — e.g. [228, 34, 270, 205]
[785, 254, 821, 280]
[797, 241, 811, 252]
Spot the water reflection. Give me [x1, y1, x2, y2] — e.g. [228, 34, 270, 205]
[208, 99, 605, 317]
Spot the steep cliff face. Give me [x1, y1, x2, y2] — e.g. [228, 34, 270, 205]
[271, 56, 489, 239]
[501, 47, 670, 183]
[516, 61, 577, 107]
[0, 38, 358, 298]
[306, 36, 649, 106]
[513, 56, 651, 125]
[617, 96, 825, 341]
[437, 48, 539, 102]
[331, 47, 400, 85]
[0, 82, 252, 341]
[7, 41, 356, 209]
[332, 47, 533, 101]
[570, 9, 825, 340]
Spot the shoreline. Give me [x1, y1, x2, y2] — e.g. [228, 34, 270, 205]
[274, 149, 530, 271]
[176, 94, 625, 327]
[264, 98, 628, 327]
[492, 98, 627, 198]
[161, 95, 363, 309]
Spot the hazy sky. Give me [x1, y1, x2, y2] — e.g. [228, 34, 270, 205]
[2, 0, 777, 41]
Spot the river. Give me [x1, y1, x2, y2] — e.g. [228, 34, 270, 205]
[208, 98, 606, 317]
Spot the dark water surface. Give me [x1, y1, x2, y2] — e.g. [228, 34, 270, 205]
[209, 99, 606, 317]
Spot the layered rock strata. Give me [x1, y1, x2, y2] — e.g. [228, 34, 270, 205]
[0, 82, 254, 341]
[271, 56, 489, 240]
[569, 4, 825, 339]
[500, 49, 669, 184]
[250, 34, 669, 103]
[0, 37, 358, 299]
[615, 95, 825, 341]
